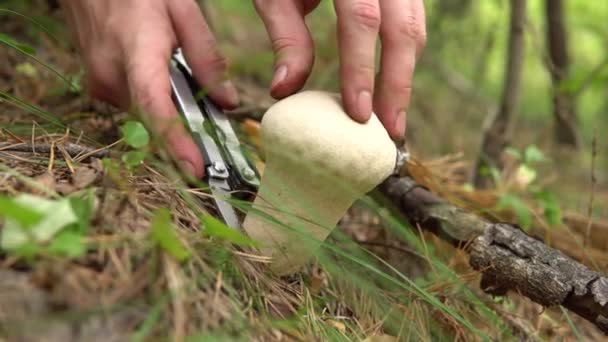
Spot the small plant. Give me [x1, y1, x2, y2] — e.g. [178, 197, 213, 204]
[150, 208, 191, 263]
[119, 120, 151, 169]
[497, 144, 563, 229]
[0, 191, 94, 259]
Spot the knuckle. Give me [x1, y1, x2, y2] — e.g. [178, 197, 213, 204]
[384, 14, 420, 44]
[387, 80, 413, 96]
[127, 72, 164, 114]
[201, 51, 228, 72]
[87, 56, 116, 90]
[352, 61, 376, 76]
[133, 82, 158, 113]
[105, 14, 125, 38]
[272, 35, 305, 53]
[349, 1, 381, 30]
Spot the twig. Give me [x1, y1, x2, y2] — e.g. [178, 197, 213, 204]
[573, 55, 608, 98]
[585, 131, 598, 247]
[0, 142, 111, 160]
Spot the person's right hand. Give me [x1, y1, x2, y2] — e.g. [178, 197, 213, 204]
[59, 0, 239, 179]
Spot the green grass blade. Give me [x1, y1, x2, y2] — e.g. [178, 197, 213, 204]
[0, 90, 65, 127]
[0, 33, 78, 91]
[0, 9, 61, 43]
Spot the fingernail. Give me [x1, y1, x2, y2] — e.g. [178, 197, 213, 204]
[394, 110, 407, 139]
[357, 90, 372, 121]
[271, 65, 288, 89]
[179, 160, 196, 177]
[220, 80, 239, 107]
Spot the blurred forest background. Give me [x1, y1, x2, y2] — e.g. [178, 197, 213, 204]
[1, 0, 607, 341]
[213, 0, 608, 215]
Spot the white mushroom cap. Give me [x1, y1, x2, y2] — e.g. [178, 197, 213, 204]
[242, 90, 397, 275]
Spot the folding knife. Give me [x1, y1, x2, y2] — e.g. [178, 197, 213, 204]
[169, 49, 260, 230]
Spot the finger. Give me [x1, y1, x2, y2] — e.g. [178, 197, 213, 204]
[85, 52, 130, 109]
[374, 0, 426, 140]
[124, 34, 205, 179]
[334, 0, 381, 123]
[254, 0, 315, 98]
[168, 0, 239, 109]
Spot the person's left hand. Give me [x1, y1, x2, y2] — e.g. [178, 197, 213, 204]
[253, 0, 426, 141]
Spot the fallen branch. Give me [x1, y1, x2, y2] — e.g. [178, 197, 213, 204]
[378, 175, 608, 334]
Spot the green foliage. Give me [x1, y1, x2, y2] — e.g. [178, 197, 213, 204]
[499, 144, 563, 229]
[150, 208, 191, 262]
[532, 189, 562, 226]
[119, 120, 151, 170]
[122, 150, 148, 168]
[0, 32, 36, 54]
[130, 297, 168, 342]
[523, 145, 546, 164]
[120, 120, 150, 149]
[497, 193, 532, 230]
[0, 9, 58, 39]
[201, 214, 259, 247]
[186, 334, 242, 342]
[0, 192, 93, 259]
[0, 32, 77, 90]
[0, 195, 44, 226]
[0, 90, 64, 128]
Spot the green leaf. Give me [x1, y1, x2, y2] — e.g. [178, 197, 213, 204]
[120, 121, 150, 148]
[150, 208, 190, 262]
[524, 145, 545, 164]
[497, 194, 531, 230]
[0, 33, 36, 55]
[201, 214, 259, 247]
[0, 195, 44, 227]
[69, 193, 93, 234]
[48, 230, 86, 258]
[122, 150, 148, 168]
[534, 190, 562, 226]
[1, 194, 78, 250]
[505, 147, 522, 160]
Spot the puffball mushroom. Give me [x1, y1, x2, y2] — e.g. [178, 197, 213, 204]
[242, 90, 397, 275]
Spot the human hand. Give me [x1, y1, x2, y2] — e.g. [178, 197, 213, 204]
[59, 0, 239, 178]
[254, 0, 426, 141]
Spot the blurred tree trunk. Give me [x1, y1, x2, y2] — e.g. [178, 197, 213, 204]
[546, 0, 580, 148]
[473, 0, 527, 188]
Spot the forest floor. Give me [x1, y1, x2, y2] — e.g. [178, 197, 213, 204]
[2, 4, 608, 342]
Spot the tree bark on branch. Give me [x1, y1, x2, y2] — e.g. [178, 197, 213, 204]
[473, 0, 527, 188]
[378, 175, 608, 334]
